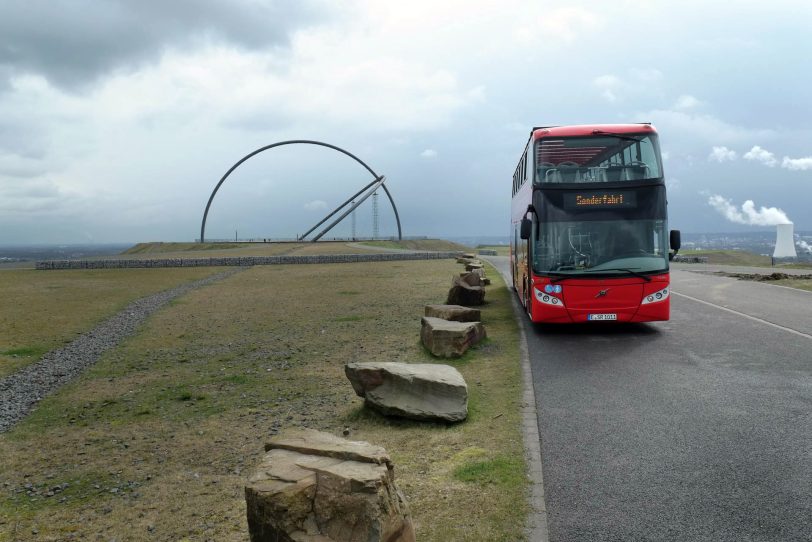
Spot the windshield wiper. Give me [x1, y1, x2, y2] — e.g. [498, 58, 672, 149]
[541, 271, 575, 283]
[584, 268, 652, 281]
[591, 129, 643, 142]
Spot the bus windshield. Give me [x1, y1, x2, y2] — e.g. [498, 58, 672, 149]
[533, 219, 669, 277]
[535, 134, 662, 184]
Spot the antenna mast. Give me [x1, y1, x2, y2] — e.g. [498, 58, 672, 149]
[372, 191, 380, 239]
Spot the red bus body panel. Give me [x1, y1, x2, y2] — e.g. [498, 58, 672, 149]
[528, 274, 670, 323]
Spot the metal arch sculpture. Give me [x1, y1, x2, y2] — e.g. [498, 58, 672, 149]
[199, 140, 402, 243]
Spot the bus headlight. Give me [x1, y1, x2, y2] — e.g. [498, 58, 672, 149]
[641, 286, 669, 304]
[535, 288, 565, 308]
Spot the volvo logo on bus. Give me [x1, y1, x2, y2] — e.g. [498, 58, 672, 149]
[595, 289, 610, 298]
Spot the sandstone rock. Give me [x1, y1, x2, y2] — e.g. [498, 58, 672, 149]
[420, 316, 486, 358]
[424, 304, 481, 322]
[459, 270, 491, 287]
[461, 252, 476, 259]
[465, 262, 484, 272]
[459, 272, 483, 287]
[263, 429, 390, 465]
[446, 276, 485, 306]
[246, 428, 415, 542]
[345, 362, 468, 422]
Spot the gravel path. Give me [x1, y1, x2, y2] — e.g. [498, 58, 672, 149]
[0, 269, 242, 432]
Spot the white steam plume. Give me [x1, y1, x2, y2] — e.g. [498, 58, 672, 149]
[797, 239, 812, 254]
[707, 194, 792, 226]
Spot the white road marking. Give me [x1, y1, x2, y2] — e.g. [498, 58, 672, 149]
[673, 291, 812, 341]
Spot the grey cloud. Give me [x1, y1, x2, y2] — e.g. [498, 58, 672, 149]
[0, 158, 50, 179]
[0, 119, 52, 178]
[0, 0, 323, 89]
[0, 120, 48, 159]
[0, 178, 73, 215]
[222, 108, 295, 132]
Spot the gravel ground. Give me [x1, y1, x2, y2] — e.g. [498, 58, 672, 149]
[0, 269, 241, 433]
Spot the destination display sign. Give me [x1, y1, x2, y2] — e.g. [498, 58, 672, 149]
[563, 190, 637, 210]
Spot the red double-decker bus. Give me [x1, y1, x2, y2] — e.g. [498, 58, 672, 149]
[510, 123, 681, 323]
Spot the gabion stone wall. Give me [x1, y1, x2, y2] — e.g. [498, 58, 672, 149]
[35, 252, 460, 270]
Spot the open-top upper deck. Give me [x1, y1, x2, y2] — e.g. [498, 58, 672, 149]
[529, 124, 662, 184]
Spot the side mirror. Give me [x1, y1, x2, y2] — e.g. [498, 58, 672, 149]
[520, 217, 532, 240]
[669, 229, 681, 261]
[669, 229, 681, 251]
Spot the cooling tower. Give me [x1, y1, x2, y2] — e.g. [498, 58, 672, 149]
[773, 223, 797, 258]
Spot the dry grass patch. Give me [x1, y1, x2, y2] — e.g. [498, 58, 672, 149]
[123, 242, 247, 254]
[115, 240, 407, 260]
[359, 239, 470, 251]
[711, 271, 812, 293]
[770, 278, 812, 292]
[679, 249, 771, 266]
[0, 259, 527, 541]
[115, 242, 303, 259]
[0, 268, 221, 378]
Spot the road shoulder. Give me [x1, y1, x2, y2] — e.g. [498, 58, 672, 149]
[484, 256, 550, 542]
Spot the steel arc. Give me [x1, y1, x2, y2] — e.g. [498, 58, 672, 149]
[199, 140, 402, 243]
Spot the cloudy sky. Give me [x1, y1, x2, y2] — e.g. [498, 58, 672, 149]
[1, 0, 811, 244]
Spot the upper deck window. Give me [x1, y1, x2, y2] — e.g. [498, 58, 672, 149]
[535, 133, 662, 184]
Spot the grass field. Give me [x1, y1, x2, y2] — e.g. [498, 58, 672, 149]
[679, 249, 812, 269]
[118, 239, 469, 260]
[357, 239, 470, 251]
[0, 268, 221, 378]
[679, 249, 772, 266]
[0, 260, 527, 541]
[724, 275, 812, 293]
[774, 278, 812, 292]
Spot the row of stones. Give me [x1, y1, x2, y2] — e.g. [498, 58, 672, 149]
[34, 251, 460, 270]
[421, 253, 491, 359]
[345, 254, 492, 427]
[245, 254, 494, 541]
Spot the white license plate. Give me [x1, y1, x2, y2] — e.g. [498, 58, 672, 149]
[588, 313, 617, 321]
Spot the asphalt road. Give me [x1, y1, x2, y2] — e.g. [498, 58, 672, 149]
[486, 257, 811, 542]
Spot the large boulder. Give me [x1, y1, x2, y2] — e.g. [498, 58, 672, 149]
[460, 270, 491, 287]
[345, 362, 468, 422]
[464, 262, 485, 272]
[420, 316, 486, 358]
[459, 272, 483, 287]
[446, 275, 486, 306]
[424, 304, 481, 322]
[246, 428, 415, 542]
